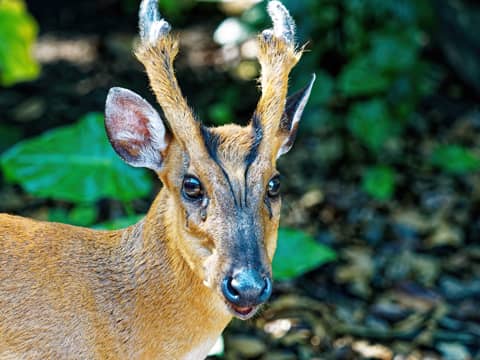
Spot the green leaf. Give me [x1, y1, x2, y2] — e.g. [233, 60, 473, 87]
[362, 165, 396, 201]
[0, 0, 40, 86]
[208, 103, 233, 125]
[313, 5, 339, 28]
[94, 214, 144, 230]
[347, 99, 397, 151]
[69, 204, 99, 226]
[430, 145, 480, 174]
[158, 0, 195, 18]
[338, 57, 390, 97]
[1, 113, 153, 202]
[273, 228, 336, 281]
[370, 32, 418, 72]
[49, 204, 99, 227]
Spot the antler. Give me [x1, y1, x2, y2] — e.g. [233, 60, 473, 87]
[135, 0, 307, 162]
[254, 1, 303, 158]
[135, 0, 202, 151]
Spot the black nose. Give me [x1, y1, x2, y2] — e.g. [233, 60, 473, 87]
[221, 269, 272, 307]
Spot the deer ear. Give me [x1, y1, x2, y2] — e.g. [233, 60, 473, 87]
[276, 74, 316, 158]
[105, 87, 169, 171]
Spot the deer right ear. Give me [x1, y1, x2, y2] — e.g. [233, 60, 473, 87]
[105, 87, 169, 171]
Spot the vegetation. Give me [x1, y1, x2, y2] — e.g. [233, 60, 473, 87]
[234, 0, 473, 202]
[0, 0, 39, 86]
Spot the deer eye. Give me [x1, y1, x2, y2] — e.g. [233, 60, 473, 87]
[267, 176, 281, 198]
[182, 175, 204, 201]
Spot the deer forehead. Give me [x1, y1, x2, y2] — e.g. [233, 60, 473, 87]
[181, 123, 271, 203]
[212, 125, 253, 159]
[201, 124, 269, 174]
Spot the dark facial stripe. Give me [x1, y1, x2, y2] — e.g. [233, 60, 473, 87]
[264, 197, 273, 219]
[243, 113, 264, 207]
[200, 125, 239, 207]
[200, 125, 221, 163]
[245, 113, 263, 168]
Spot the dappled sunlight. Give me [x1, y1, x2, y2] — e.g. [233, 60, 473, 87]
[34, 35, 98, 65]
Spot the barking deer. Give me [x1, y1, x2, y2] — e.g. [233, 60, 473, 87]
[0, 0, 314, 358]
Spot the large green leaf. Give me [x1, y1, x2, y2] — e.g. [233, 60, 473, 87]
[0, 0, 40, 86]
[273, 228, 337, 281]
[1, 113, 153, 202]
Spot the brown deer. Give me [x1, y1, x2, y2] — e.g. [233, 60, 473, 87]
[0, 0, 314, 358]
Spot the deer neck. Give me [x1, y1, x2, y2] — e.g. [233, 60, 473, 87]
[120, 190, 231, 358]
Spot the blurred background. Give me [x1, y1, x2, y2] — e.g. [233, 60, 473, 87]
[1, 0, 480, 358]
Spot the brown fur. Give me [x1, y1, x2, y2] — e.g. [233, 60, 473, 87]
[256, 36, 302, 159]
[0, 128, 277, 359]
[0, 201, 231, 358]
[0, 5, 305, 358]
[135, 35, 205, 156]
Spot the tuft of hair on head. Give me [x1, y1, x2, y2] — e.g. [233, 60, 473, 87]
[267, 0, 296, 45]
[139, 0, 171, 45]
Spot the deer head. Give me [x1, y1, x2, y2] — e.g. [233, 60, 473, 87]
[104, 0, 314, 319]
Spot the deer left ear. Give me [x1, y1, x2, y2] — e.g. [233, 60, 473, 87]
[105, 87, 169, 171]
[276, 74, 316, 158]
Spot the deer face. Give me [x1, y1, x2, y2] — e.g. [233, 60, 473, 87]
[162, 124, 279, 318]
[104, 0, 314, 319]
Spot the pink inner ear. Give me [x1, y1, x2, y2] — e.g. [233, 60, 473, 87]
[105, 87, 167, 170]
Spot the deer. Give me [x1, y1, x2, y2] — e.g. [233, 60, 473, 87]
[0, 0, 314, 358]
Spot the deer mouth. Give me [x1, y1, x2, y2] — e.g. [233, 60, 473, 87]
[225, 302, 258, 320]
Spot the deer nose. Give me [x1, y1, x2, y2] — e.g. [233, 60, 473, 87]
[221, 269, 272, 307]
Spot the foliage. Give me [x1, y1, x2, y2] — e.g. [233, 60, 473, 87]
[272, 228, 337, 281]
[121, 0, 195, 19]
[49, 204, 99, 227]
[208, 102, 234, 125]
[0, 0, 39, 86]
[94, 214, 144, 230]
[157, 0, 195, 18]
[347, 99, 398, 151]
[430, 144, 480, 174]
[0, 113, 153, 203]
[362, 165, 396, 201]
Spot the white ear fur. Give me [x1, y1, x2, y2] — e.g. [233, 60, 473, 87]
[277, 74, 316, 158]
[105, 87, 168, 171]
